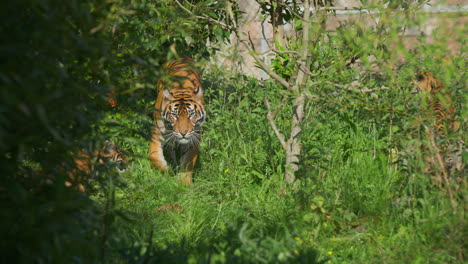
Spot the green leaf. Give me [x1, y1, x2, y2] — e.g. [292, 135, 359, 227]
[251, 170, 265, 179]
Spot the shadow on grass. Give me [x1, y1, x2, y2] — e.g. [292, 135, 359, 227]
[110, 221, 324, 264]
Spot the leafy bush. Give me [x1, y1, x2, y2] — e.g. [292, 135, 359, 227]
[0, 0, 230, 262]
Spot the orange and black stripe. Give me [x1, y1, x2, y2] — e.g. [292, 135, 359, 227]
[415, 71, 458, 133]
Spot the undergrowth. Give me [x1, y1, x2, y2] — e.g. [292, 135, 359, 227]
[101, 54, 466, 263]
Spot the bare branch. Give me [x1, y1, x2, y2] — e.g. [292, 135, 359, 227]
[265, 98, 287, 151]
[248, 32, 256, 51]
[260, 19, 272, 50]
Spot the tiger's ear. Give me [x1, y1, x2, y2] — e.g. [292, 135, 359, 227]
[163, 89, 173, 100]
[194, 86, 202, 94]
[103, 140, 117, 153]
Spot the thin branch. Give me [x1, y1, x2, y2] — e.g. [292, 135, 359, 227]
[273, 49, 300, 55]
[176, 0, 292, 91]
[427, 127, 457, 211]
[270, 93, 289, 121]
[299, 62, 334, 77]
[272, 1, 364, 21]
[176, 0, 308, 92]
[258, 48, 301, 56]
[174, 0, 230, 30]
[325, 81, 390, 93]
[260, 19, 272, 50]
[273, 0, 316, 23]
[225, 0, 238, 29]
[288, 61, 301, 88]
[265, 98, 287, 151]
[248, 32, 256, 51]
[237, 33, 292, 90]
[315, 6, 363, 11]
[258, 49, 273, 56]
[182, 0, 220, 10]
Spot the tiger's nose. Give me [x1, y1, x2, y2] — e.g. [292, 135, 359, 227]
[180, 130, 189, 136]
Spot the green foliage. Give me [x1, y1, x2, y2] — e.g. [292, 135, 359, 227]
[0, 0, 231, 262]
[1, 0, 465, 263]
[0, 1, 112, 261]
[93, 0, 231, 95]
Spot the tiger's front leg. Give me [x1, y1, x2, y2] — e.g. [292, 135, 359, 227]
[179, 146, 199, 185]
[149, 126, 168, 171]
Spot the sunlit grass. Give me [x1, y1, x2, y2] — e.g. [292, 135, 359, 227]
[102, 68, 465, 263]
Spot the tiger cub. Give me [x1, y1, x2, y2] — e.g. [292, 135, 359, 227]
[66, 140, 128, 192]
[149, 58, 205, 185]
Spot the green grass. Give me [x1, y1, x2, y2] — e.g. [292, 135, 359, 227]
[95, 64, 466, 264]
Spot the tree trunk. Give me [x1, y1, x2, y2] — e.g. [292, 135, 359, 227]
[270, 0, 285, 48]
[285, 93, 306, 183]
[283, 0, 312, 184]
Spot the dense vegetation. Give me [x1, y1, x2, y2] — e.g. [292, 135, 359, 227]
[1, 0, 465, 263]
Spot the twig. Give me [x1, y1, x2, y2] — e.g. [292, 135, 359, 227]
[313, 6, 364, 11]
[260, 19, 272, 50]
[273, 0, 316, 23]
[300, 63, 334, 77]
[265, 98, 287, 151]
[273, 49, 300, 55]
[248, 32, 256, 51]
[174, 0, 230, 30]
[270, 93, 289, 121]
[237, 33, 292, 90]
[325, 81, 390, 93]
[258, 48, 300, 56]
[426, 127, 457, 211]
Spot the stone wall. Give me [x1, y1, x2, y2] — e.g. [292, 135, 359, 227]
[211, 0, 467, 78]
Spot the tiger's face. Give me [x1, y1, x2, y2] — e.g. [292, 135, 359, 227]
[161, 71, 205, 146]
[413, 71, 442, 94]
[99, 140, 129, 173]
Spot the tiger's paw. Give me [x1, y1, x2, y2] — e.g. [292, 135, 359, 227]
[149, 152, 168, 171]
[179, 171, 193, 185]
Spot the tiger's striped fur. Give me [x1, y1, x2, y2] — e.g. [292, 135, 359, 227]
[411, 71, 463, 181]
[414, 71, 458, 133]
[149, 58, 205, 185]
[66, 140, 128, 192]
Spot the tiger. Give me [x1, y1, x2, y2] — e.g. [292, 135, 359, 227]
[149, 58, 205, 185]
[66, 139, 128, 192]
[413, 71, 458, 133]
[411, 71, 463, 180]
